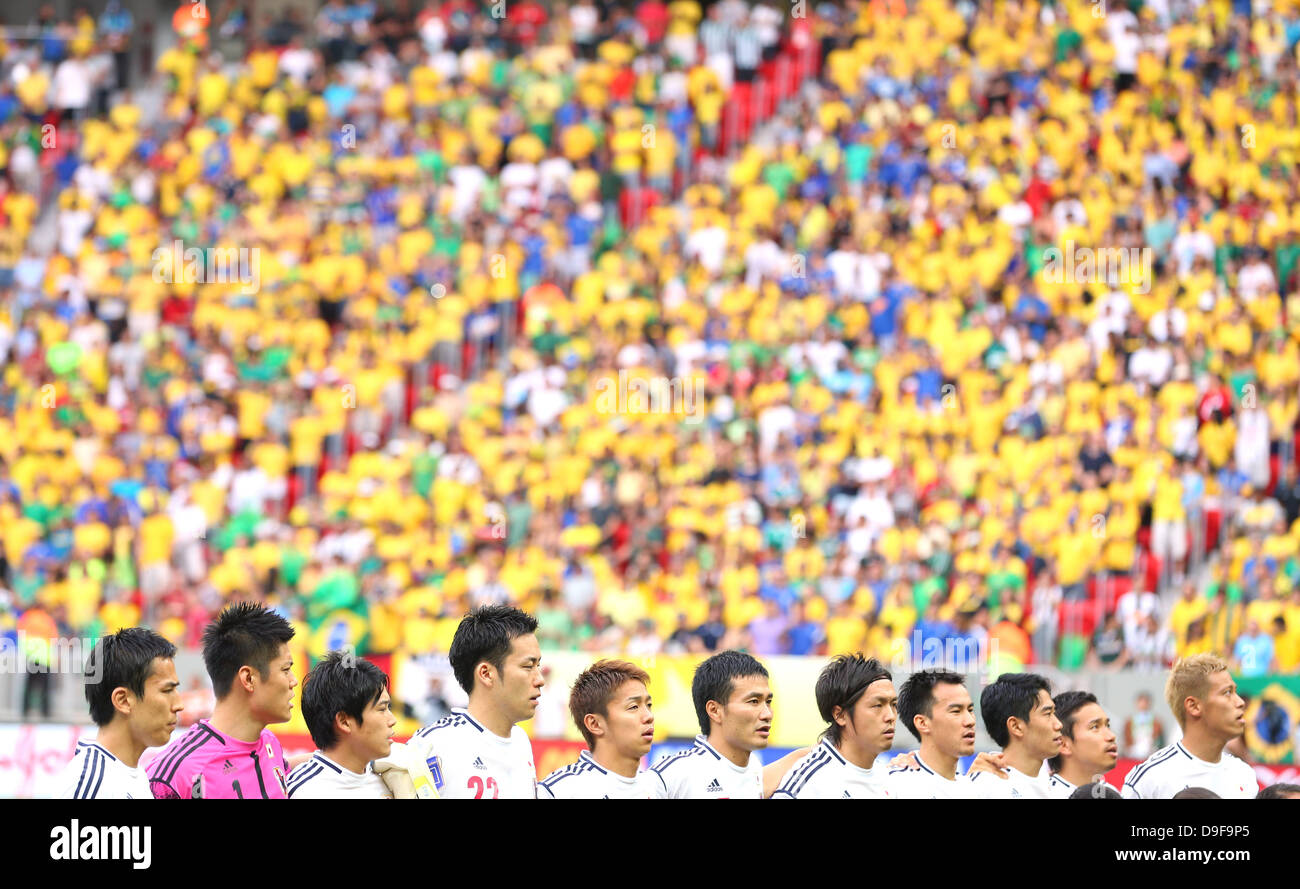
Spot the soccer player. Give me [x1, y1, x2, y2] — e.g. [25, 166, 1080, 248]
[407, 605, 542, 799]
[649, 650, 771, 798]
[1122, 654, 1257, 799]
[771, 654, 897, 799]
[969, 672, 1061, 799]
[538, 659, 655, 799]
[887, 669, 980, 798]
[57, 628, 184, 799]
[1047, 691, 1119, 798]
[288, 651, 396, 799]
[146, 602, 297, 799]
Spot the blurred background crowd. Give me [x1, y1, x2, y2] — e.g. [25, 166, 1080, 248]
[3, 0, 1300, 721]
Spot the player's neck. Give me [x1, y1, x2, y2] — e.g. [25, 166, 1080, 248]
[466, 698, 515, 739]
[918, 743, 958, 780]
[210, 700, 268, 744]
[1057, 760, 1102, 789]
[707, 733, 752, 769]
[591, 744, 639, 779]
[324, 744, 369, 776]
[97, 721, 145, 769]
[1001, 745, 1044, 779]
[837, 737, 882, 772]
[1179, 726, 1225, 764]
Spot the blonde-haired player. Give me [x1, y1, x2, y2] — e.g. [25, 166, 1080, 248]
[1121, 654, 1257, 799]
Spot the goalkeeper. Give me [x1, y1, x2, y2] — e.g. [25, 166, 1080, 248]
[290, 650, 437, 799]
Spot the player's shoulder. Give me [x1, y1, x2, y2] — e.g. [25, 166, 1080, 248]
[650, 742, 708, 776]
[414, 710, 483, 743]
[146, 721, 224, 797]
[60, 741, 117, 799]
[146, 721, 223, 777]
[286, 752, 343, 799]
[1125, 742, 1186, 784]
[258, 728, 285, 753]
[774, 743, 837, 797]
[539, 757, 600, 797]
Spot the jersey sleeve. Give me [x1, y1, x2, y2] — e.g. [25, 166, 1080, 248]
[967, 770, 1014, 799]
[536, 781, 557, 800]
[1120, 763, 1143, 799]
[408, 728, 457, 797]
[147, 743, 196, 799]
[647, 762, 675, 799]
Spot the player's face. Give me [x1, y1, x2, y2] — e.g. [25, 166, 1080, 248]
[602, 679, 655, 760]
[251, 644, 297, 725]
[1062, 702, 1118, 773]
[131, 657, 184, 748]
[720, 674, 773, 752]
[926, 681, 977, 758]
[1023, 689, 1063, 761]
[356, 689, 396, 761]
[841, 678, 897, 759]
[497, 633, 544, 725]
[1199, 670, 1246, 740]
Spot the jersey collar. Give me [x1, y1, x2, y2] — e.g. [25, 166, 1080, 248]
[80, 739, 119, 761]
[578, 749, 608, 774]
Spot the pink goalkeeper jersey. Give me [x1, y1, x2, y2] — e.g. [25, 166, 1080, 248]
[146, 720, 289, 799]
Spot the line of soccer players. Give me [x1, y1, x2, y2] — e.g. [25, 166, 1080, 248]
[57, 602, 1300, 799]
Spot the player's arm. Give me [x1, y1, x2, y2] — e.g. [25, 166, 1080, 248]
[763, 746, 810, 798]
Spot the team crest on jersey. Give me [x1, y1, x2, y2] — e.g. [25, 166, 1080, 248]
[427, 755, 445, 790]
[265, 743, 275, 759]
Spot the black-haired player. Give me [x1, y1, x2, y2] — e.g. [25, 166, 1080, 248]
[146, 602, 297, 798]
[58, 628, 183, 798]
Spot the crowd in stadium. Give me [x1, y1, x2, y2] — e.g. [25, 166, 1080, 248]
[3, 0, 1300, 723]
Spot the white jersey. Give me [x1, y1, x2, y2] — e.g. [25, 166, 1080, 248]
[57, 740, 151, 799]
[409, 708, 537, 799]
[286, 752, 391, 799]
[771, 739, 894, 799]
[537, 750, 654, 799]
[967, 761, 1055, 799]
[648, 735, 764, 799]
[1121, 742, 1257, 799]
[884, 752, 978, 799]
[1047, 773, 1121, 799]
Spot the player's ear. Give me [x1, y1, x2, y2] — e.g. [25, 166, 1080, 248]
[111, 685, 133, 718]
[476, 660, 494, 689]
[583, 712, 604, 740]
[335, 710, 353, 737]
[832, 704, 848, 729]
[912, 713, 928, 737]
[1007, 716, 1023, 740]
[237, 665, 257, 693]
[705, 698, 723, 726]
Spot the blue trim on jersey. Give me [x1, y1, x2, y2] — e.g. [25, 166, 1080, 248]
[456, 710, 486, 733]
[777, 745, 833, 795]
[819, 740, 846, 765]
[651, 747, 701, 775]
[74, 750, 106, 799]
[286, 764, 323, 796]
[77, 740, 119, 761]
[1126, 745, 1181, 787]
[578, 750, 607, 774]
[415, 713, 478, 739]
[540, 762, 593, 789]
[694, 736, 722, 760]
[1174, 742, 1194, 760]
[785, 756, 832, 796]
[913, 753, 937, 776]
[312, 753, 343, 773]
